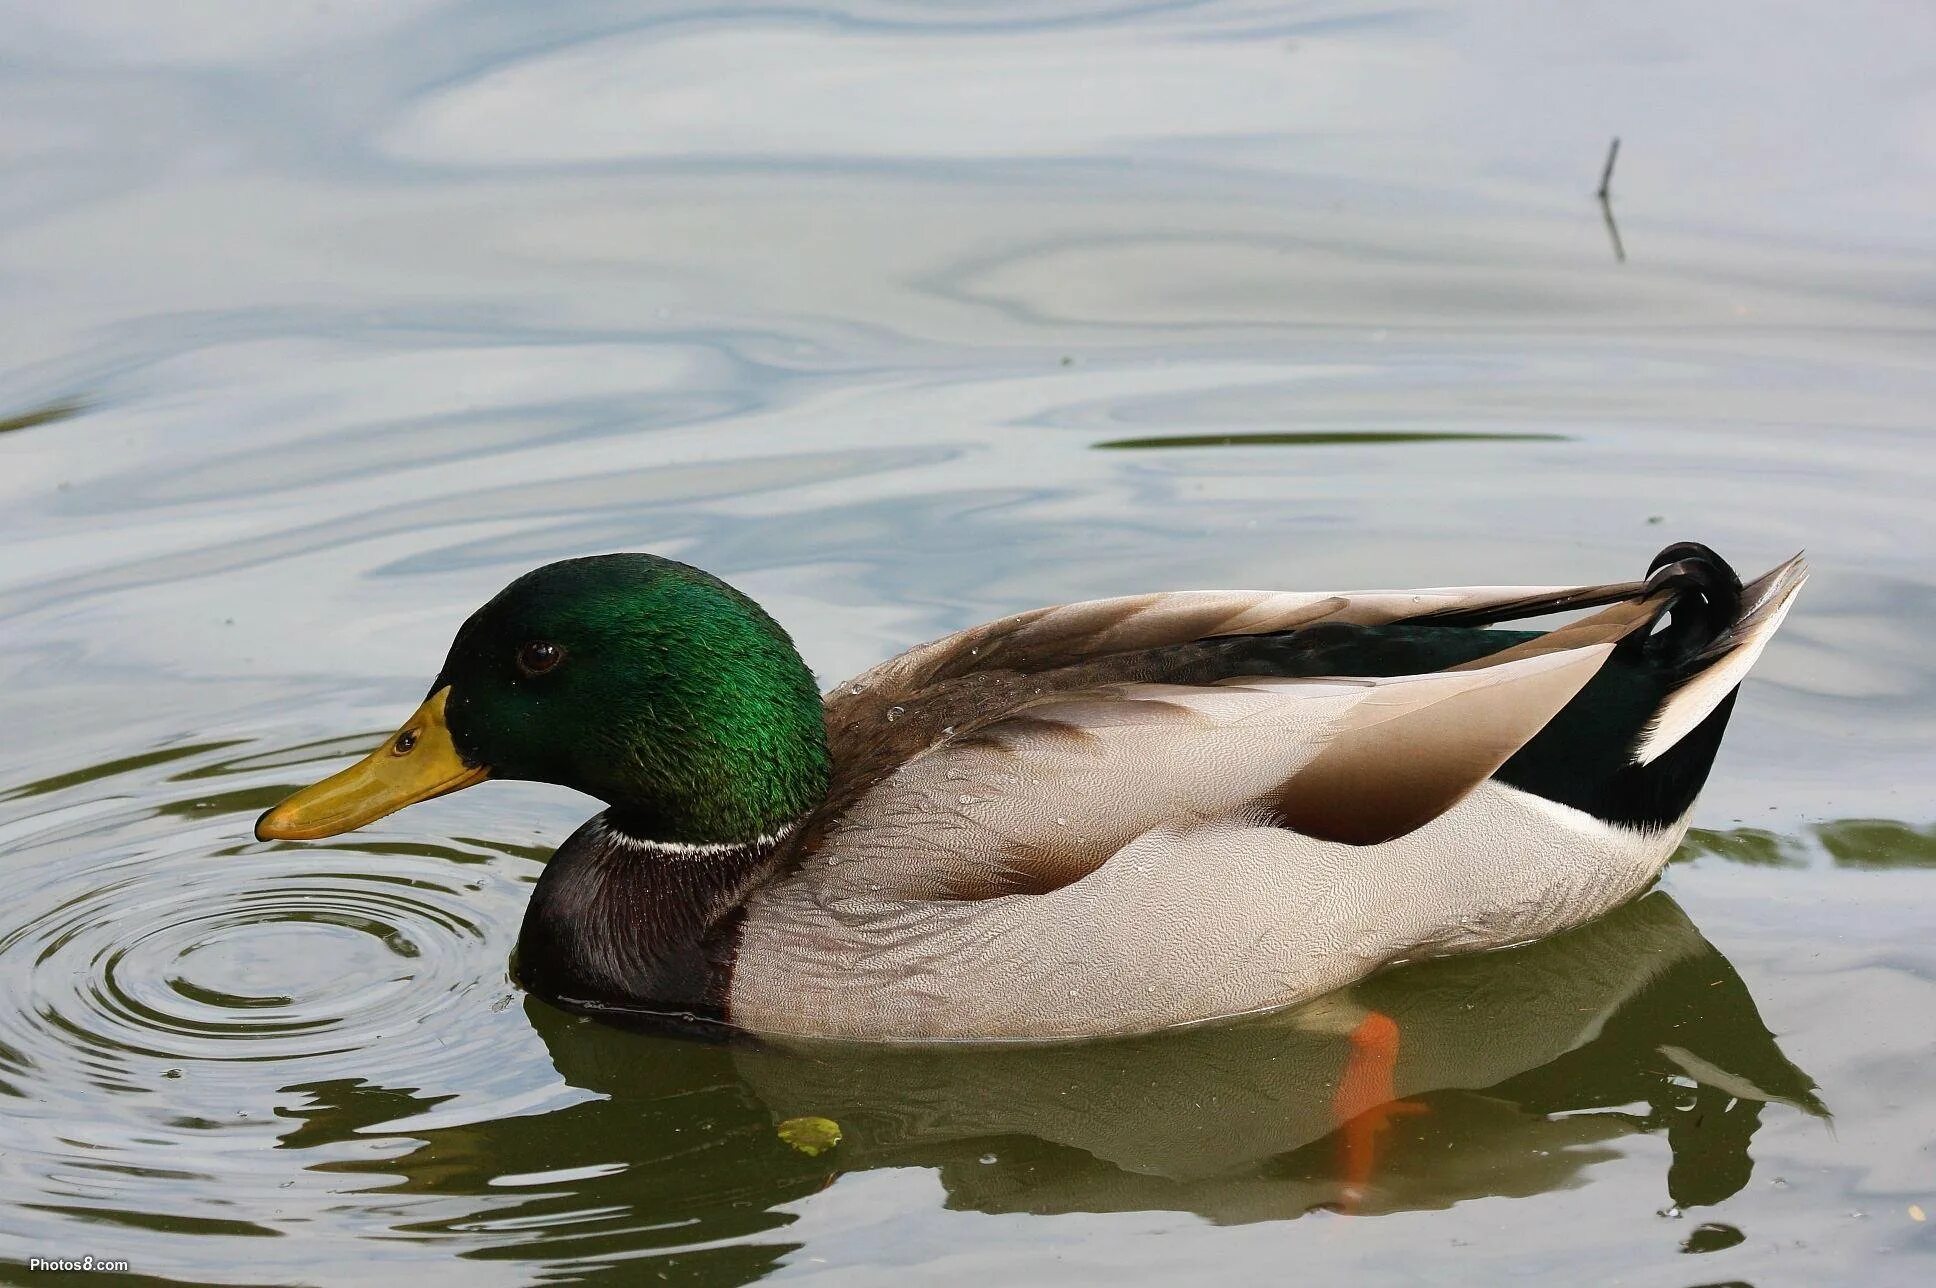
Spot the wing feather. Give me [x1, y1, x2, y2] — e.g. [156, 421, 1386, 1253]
[838, 583, 1636, 708]
[805, 575, 1678, 880]
[818, 581, 1651, 819]
[812, 639, 1619, 901]
[1265, 644, 1614, 845]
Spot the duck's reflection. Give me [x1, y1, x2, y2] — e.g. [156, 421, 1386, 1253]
[284, 892, 1821, 1270]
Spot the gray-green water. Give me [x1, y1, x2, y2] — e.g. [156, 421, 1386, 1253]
[2, 3, 1933, 1284]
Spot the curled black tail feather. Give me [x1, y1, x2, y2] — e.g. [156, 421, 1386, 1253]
[1638, 542, 1744, 671]
[1497, 543, 1800, 828]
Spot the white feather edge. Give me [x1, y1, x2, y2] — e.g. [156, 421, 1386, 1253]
[1631, 563, 1806, 765]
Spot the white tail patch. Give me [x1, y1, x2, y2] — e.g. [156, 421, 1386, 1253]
[1632, 557, 1807, 765]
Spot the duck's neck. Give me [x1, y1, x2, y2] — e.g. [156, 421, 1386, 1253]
[513, 810, 798, 1022]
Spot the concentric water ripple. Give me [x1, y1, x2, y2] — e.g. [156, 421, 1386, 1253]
[49, 867, 481, 1066]
[4, 794, 501, 1081]
[0, 730, 573, 1263]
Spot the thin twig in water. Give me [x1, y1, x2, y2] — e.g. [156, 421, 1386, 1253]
[1596, 136, 1621, 201]
[1599, 192, 1627, 263]
[1596, 136, 1626, 263]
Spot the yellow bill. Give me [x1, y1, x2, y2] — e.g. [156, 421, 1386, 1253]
[255, 687, 489, 841]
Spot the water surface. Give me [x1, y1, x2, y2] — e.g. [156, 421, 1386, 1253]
[2, 2, 1933, 1284]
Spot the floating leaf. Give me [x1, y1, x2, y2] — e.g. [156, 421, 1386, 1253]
[1093, 431, 1566, 451]
[777, 1115, 842, 1156]
[0, 397, 85, 435]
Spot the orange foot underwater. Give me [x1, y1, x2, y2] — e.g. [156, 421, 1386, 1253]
[1331, 1010, 1430, 1212]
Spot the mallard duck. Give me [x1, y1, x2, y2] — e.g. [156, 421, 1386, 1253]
[256, 541, 1804, 1043]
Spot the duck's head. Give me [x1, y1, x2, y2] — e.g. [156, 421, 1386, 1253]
[255, 554, 831, 847]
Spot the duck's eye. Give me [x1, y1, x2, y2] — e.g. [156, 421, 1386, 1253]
[517, 640, 565, 676]
[392, 729, 418, 755]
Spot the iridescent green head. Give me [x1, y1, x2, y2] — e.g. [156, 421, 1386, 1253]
[256, 555, 831, 846]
